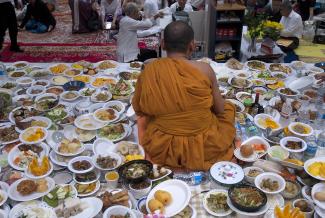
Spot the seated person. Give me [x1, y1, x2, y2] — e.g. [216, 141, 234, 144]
[280, 0, 303, 38]
[100, 0, 120, 28]
[170, 0, 193, 13]
[117, 2, 153, 62]
[69, 0, 101, 33]
[132, 21, 236, 171]
[264, 0, 282, 22]
[19, 0, 56, 33]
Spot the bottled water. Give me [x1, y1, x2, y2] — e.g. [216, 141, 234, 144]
[244, 118, 260, 137]
[316, 131, 325, 157]
[304, 135, 318, 160]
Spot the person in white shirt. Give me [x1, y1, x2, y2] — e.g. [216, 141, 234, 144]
[279, 0, 303, 38]
[170, 0, 193, 13]
[117, 2, 153, 62]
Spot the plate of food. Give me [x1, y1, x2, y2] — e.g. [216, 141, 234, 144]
[68, 156, 94, 174]
[146, 179, 191, 217]
[97, 123, 129, 142]
[8, 143, 49, 171]
[290, 61, 306, 70]
[46, 86, 64, 96]
[91, 76, 117, 88]
[235, 92, 254, 103]
[234, 145, 258, 163]
[49, 150, 73, 167]
[30, 69, 51, 78]
[280, 136, 307, 153]
[209, 161, 244, 185]
[228, 185, 267, 212]
[148, 165, 172, 182]
[49, 63, 69, 75]
[119, 71, 141, 81]
[278, 87, 300, 99]
[92, 152, 122, 171]
[251, 79, 265, 87]
[74, 113, 107, 130]
[96, 60, 117, 70]
[226, 58, 243, 70]
[255, 172, 286, 194]
[19, 127, 47, 144]
[115, 141, 145, 162]
[64, 68, 82, 77]
[269, 64, 292, 74]
[228, 77, 252, 89]
[93, 108, 119, 123]
[109, 79, 135, 101]
[9, 200, 56, 218]
[312, 183, 325, 210]
[8, 177, 55, 202]
[73, 75, 91, 84]
[303, 89, 318, 101]
[32, 79, 50, 87]
[281, 180, 301, 199]
[74, 127, 96, 142]
[73, 170, 100, 185]
[8, 70, 26, 79]
[92, 138, 115, 156]
[91, 90, 112, 103]
[45, 107, 68, 122]
[0, 190, 8, 207]
[25, 156, 53, 179]
[225, 99, 245, 113]
[42, 184, 77, 207]
[34, 94, 59, 112]
[118, 160, 153, 183]
[243, 166, 264, 184]
[104, 100, 126, 114]
[288, 122, 313, 137]
[203, 189, 232, 217]
[79, 87, 96, 98]
[103, 205, 136, 218]
[54, 138, 85, 157]
[26, 85, 46, 98]
[0, 123, 20, 145]
[241, 136, 270, 158]
[98, 188, 133, 212]
[15, 116, 52, 133]
[246, 60, 266, 71]
[0, 80, 17, 90]
[72, 180, 100, 197]
[60, 91, 80, 102]
[51, 76, 70, 86]
[129, 61, 143, 70]
[304, 157, 325, 181]
[271, 71, 288, 80]
[254, 113, 281, 131]
[13, 61, 29, 70]
[234, 71, 251, 79]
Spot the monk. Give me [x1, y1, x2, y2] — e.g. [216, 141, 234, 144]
[132, 21, 236, 171]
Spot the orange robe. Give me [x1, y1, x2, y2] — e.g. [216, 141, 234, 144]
[132, 58, 236, 171]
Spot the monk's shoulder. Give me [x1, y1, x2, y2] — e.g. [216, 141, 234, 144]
[188, 60, 214, 79]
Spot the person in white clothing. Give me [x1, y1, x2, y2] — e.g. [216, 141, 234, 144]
[143, 0, 163, 24]
[170, 0, 193, 13]
[117, 2, 152, 62]
[279, 0, 303, 38]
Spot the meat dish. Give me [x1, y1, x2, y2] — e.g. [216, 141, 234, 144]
[0, 125, 19, 142]
[17, 180, 38, 195]
[96, 155, 118, 169]
[72, 160, 91, 171]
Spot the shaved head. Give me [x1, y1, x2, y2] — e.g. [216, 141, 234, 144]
[163, 21, 194, 53]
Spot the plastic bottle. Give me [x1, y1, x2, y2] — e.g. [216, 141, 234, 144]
[304, 135, 318, 161]
[173, 172, 207, 186]
[281, 99, 292, 119]
[316, 131, 325, 157]
[244, 118, 261, 137]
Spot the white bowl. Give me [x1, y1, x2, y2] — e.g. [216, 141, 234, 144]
[92, 152, 122, 171]
[129, 180, 152, 200]
[32, 79, 50, 87]
[288, 122, 313, 137]
[26, 85, 46, 98]
[280, 136, 307, 153]
[104, 100, 126, 114]
[254, 113, 281, 131]
[255, 172, 286, 194]
[267, 145, 290, 161]
[51, 76, 70, 86]
[16, 77, 34, 87]
[68, 156, 94, 174]
[235, 92, 254, 103]
[243, 166, 264, 184]
[19, 127, 48, 145]
[290, 61, 306, 70]
[46, 86, 64, 96]
[12, 94, 32, 106]
[277, 88, 300, 99]
[226, 99, 245, 112]
[35, 93, 57, 102]
[60, 91, 80, 102]
[234, 70, 251, 79]
[293, 199, 315, 218]
[251, 79, 266, 87]
[271, 71, 288, 80]
[78, 87, 96, 98]
[91, 90, 112, 103]
[92, 138, 115, 155]
[103, 205, 136, 218]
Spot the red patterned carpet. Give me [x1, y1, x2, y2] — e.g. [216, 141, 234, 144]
[1, 0, 117, 62]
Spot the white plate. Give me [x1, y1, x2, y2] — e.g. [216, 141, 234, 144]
[8, 143, 49, 171]
[280, 136, 307, 153]
[74, 113, 106, 131]
[0, 190, 8, 207]
[203, 189, 232, 217]
[9, 200, 56, 218]
[92, 152, 122, 171]
[52, 172, 73, 184]
[53, 140, 85, 157]
[91, 90, 112, 103]
[255, 172, 286, 195]
[228, 77, 253, 89]
[312, 183, 325, 210]
[210, 161, 244, 185]
[235, 91, 254, 103]
[0, 123, 20, 145]
[72, 180, 100, 197]
[68, 156, 94, 174]
[49, 150, 72, 167]
[96, 124, 129, 143]
[267, 193, 284, 210]
[19, 127, 48, 145]
[71, 197, 103, 218]
[93, 108, 119, 124]
[60, 91, 80, 102]
[24, 161, 53, 179]
[226, 99, 245, 112]
[288, 76, 315, 90]
[104, 100, 126, 114]
[302, 186, 313, 202]
[288, 122, 313, 137]
[13, 61, 30, 70]
[91, 76, 118, 89]
[245, 60, 267, 71]
[92, 138, 115, 155]
[8, 177, 55, 202]
[254, 113, 282, 131]
[0, 181, 10, 193]
[241, 136, 270, 158]
[146, 180, 191, 217]
[15, 116, 52, 133]
[103, 205, 137, 218]
[234, 147, 258, 162]
[227, 196, 269, 216]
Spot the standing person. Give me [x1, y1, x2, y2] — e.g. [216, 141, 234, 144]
[294, 0, 315, 21]
[116, 2, 153, 62]
[170, 0, 193, 12]
[0, 0, 23, 53]
[100, 0, 120, 28]
[19, 0, 56, 33]
[132, 21, 236, 171]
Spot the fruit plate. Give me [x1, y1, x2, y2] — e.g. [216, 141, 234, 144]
[304, 157, 325, 181]
[146, 179, 191, 217]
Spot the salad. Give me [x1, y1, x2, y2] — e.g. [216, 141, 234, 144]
[45, 108, 67, 122]
[98, 123, 125, 141]
[110, 79, 133, 99]
[43, 185, 77, 207]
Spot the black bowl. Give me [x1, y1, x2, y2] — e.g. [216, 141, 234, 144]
[118, 159, 153, 184]
[315, 62, 325, 71]
[63, 81, 85, 91]
[228, 184, 267, 212]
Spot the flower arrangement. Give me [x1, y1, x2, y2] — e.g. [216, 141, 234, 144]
[261, 20, 283, 41]
[244, 13, 267, 39]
